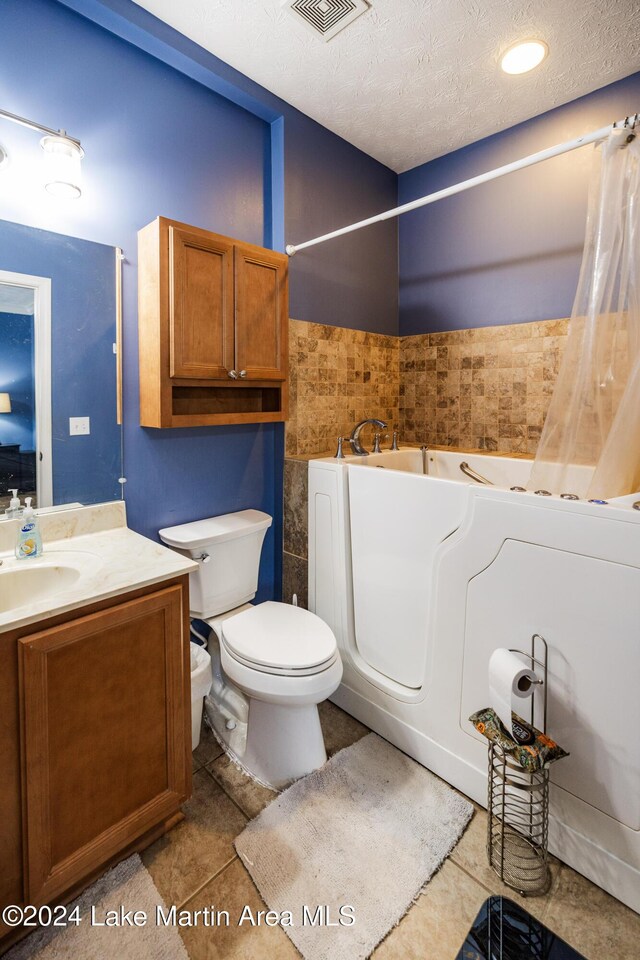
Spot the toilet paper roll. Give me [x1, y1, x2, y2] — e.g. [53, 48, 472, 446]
[488, 648, 539, 738]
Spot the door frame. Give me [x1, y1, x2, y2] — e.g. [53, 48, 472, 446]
[0, 269, 52, 507]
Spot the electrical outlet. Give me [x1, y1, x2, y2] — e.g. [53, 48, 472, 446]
[69, 417, 90, 436]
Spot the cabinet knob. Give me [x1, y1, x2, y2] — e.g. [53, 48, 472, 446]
[239, 370, 247, 378]
[228, 369, 238, 379]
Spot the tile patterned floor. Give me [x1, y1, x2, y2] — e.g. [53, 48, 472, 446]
[143, 701, 640, 960]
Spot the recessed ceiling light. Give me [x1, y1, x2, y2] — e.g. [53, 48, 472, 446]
[501, 40, 548, 75]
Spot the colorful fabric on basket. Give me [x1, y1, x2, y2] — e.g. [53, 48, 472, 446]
[469, 707, 569, 772]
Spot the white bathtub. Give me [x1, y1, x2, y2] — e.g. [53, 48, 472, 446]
[308, 447, 640, 912]
[349, 446, 531, 484]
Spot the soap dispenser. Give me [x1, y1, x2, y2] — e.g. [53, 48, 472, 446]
[15, 498, 43, 560]
[5, 489, 21, 519]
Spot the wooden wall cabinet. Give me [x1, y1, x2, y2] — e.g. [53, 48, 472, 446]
[0, 578, 191, 950]
[138, 217, 289, 427]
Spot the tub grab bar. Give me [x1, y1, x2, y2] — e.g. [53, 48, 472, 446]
[460, 461, 493, 485]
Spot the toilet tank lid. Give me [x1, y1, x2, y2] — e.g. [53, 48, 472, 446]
[159, 510, 272, 549]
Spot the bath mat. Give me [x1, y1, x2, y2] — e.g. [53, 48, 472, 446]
[235, 732, 474, 960]
[5, 855, 188, 960]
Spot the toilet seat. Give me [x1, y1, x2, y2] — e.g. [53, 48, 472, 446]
[221, 601, 337, 676]
[222, 644, 339, 677]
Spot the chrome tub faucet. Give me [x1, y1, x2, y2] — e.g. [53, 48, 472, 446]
[349, 418, 388, 456]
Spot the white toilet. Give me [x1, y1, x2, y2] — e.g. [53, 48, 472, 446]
[159, 510, 342, 789]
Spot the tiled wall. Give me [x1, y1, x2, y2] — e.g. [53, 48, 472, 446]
[287, 319, 399, 458]
[282, 458, 309, 607]
[285, 317, 400, 605]
[399, 319, 569, 454]
[283, 316, 570, 605]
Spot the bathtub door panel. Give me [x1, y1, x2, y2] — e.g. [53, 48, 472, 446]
[460, 539, 640, 830]
[348, 466, 468, 689]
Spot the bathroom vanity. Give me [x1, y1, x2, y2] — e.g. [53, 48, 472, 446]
[0, 502, 196, 951]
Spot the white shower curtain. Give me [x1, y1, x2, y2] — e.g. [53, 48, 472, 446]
[529, 126, 640, 499]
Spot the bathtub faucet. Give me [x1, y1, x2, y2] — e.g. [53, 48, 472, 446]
[349, 418, 388, 456]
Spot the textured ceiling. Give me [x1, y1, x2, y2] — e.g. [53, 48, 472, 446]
[134, 0, 640, 172]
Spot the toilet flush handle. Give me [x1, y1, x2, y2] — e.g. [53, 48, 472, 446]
[196, 552, 210, 563]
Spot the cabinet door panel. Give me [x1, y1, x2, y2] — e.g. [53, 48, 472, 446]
[170, 226, 234, 379]
[0, 639, 22, 937]
[19, 585, 189, 904]
[235, 244, 288, 381]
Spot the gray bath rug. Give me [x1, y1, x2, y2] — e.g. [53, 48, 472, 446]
[5, 855, 188, 960]
[235, 732, 474, 960]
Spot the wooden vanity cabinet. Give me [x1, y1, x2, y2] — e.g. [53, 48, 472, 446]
[0, 634, 22, 937]
[138, 217, 289, 427]
[0, 577, 191, 949]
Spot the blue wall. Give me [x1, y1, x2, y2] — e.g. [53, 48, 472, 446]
[398, 71, 640, 335]
[0, 0, 398, 602]
[0, 312, 35, 452]
[285, 117, 398, 334]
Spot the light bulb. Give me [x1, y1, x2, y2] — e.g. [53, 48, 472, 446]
[501, 40, 548, 75]
[40, 134, 83, 199]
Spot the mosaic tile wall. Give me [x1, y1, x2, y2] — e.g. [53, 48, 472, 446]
[284, 316, 570, 604]
[399, 319, 569, 454]
[287, 319, 400, 458]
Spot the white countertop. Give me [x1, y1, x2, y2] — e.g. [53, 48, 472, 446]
[0, 502, 197, 633]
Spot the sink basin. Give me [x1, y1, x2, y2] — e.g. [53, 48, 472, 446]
[0, 564, 81, 612]
[0, 551, 103, 615]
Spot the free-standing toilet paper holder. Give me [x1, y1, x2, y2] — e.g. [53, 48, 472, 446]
[487, 633, 551, 896]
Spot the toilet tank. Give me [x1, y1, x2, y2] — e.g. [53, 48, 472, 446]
[159, 510, 272, 617]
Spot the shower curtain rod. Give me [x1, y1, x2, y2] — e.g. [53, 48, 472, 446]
[285, 114, 639, 256]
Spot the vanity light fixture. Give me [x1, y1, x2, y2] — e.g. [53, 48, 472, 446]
[0, 393, 12, 413]
[500, 40, 548, 75]
[0, 108, 84, 199]
[40, 134, 83, 199]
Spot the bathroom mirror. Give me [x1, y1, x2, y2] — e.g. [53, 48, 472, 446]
[0, 218, 122, 514]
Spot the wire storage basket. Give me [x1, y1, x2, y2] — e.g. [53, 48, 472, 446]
[486, 635, 551, 897]
[487, 743, 550, 895]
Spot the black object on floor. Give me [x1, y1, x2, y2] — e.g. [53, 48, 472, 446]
[455, 896, 586, 960]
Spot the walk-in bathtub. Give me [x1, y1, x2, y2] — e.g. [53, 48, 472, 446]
[308, 447, 640, 911]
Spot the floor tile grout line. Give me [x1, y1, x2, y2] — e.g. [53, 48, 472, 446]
[202, 760, 257, 823]
[171, 756, 252, 912]
[177, 855, 240, 911]
[446, 857, 495, 895]
[450, 856, 556, 924]
[192, 746, 225, 775]
[193, 747, 224, 774]
[192, 753, 224, 777]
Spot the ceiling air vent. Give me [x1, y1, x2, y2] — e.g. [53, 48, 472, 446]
[283, 0, 370, 42]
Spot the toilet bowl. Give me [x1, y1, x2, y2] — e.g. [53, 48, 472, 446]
[159, 510, 342, 789]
